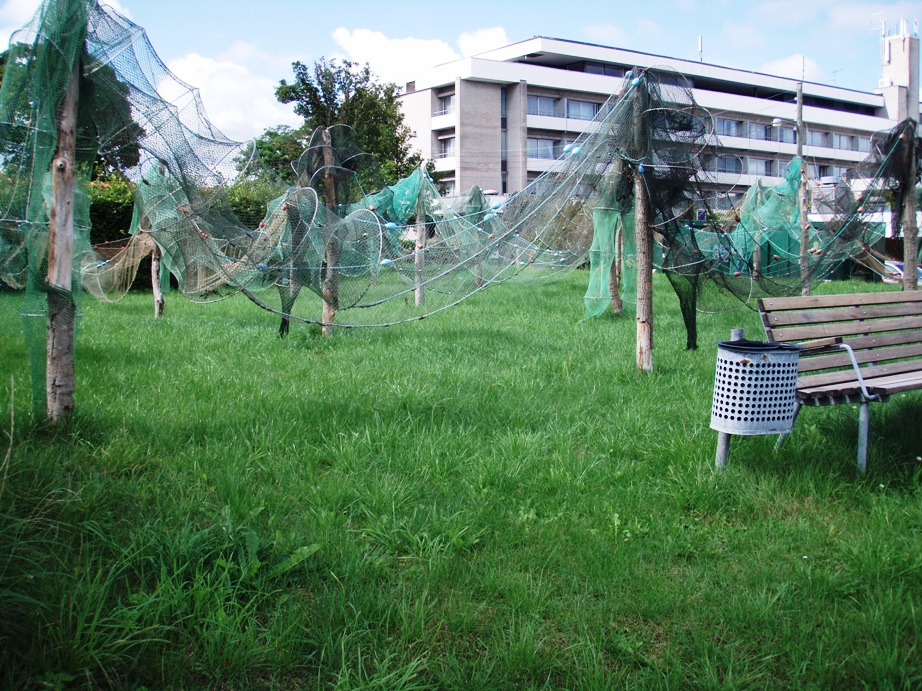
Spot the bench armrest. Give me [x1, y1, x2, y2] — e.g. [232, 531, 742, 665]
[798, 336, 843, 353]
[801, 341, 880, 403]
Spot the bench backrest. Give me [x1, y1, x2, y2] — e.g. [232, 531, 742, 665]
[758, 291, 922, 380]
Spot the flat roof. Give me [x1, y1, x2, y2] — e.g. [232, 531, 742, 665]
[471, 36, 885, 106]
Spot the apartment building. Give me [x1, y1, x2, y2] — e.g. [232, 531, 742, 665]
[399, 24, 920, 209]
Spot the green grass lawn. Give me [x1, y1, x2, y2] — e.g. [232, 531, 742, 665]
[1, 274, 920, 689]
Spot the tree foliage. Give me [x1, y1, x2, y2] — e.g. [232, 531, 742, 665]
[236, 125, 307, 183]
[275, 58, 423, 185]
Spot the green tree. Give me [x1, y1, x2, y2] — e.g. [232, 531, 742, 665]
[236, 125, 307, 183]
[275, 58, 423, 185]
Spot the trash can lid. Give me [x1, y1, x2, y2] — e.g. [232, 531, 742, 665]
[717, 339, 801, 353]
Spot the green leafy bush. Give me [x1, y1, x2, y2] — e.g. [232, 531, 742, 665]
[88, 173, 134, 245]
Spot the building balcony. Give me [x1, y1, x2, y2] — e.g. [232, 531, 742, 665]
[431, 112, 455, 130]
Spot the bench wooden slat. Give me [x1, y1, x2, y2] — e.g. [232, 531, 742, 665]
[798, 381, 871, 399]
[863, 371, 922, 395]
[837, 330, 922, 352]
[763, 301, 922, 327]
[800, 371, 922, 400]
[765, 328, 922, 352]
[797, 358, 922, 391]
[798, 342, 922, 374]
[765, 316, 922, 342]
[758, 291, 922, 311]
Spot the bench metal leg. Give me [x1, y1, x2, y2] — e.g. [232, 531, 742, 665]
[774, 401, 803, 452]
[857, 401, 869, 473]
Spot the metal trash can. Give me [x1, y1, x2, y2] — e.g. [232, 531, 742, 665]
[710, 340, 801, 436]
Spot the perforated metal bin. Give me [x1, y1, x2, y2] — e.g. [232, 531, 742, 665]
[710, 340, 801, 436]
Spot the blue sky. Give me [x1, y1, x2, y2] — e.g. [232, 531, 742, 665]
[0, 0, 919, 141]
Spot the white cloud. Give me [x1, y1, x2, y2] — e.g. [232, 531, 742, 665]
[457, 27, 508, 56]
[760, 54, 825, 82]
[166, 51, 300, 142]
[0, 0, 39, 46]
[332, 26, 510, 86]
[332, 28, 459, 85]
[0, 0, 38, 25]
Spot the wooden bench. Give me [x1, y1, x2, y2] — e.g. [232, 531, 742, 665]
[758, 290, 922, 471]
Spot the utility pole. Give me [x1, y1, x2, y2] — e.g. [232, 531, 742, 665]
[902, 120, 918, 291]
[796, 82, 810, 297]
[415, 164, 426, 306]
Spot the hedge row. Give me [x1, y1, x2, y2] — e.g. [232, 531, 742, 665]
[88, 175, 281, 246]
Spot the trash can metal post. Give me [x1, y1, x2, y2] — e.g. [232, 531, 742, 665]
[715, 329, 744, 468]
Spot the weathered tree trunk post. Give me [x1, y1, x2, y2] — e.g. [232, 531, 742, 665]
[609, 226, 623, 314]
[608, 157, 624, 315]
[902, 121, 918, 291]
[151, 243, 164, 317]
[415, 165, 426, 306]
[46, 61, 80, 422]
[633, 81, 653, 372]
[320, 127, 339, 337]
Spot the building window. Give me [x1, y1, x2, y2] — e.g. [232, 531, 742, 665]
[441, 179, 456, 197]
[748, 123, 772, 141]
[528, 138, 559, 159]
[714, 155, 742, 174]
[436, 137, 455, 159]
[748, 158, 776, 177]
[806, 130, 829, 148]
[566, 100, 600, 120]
[834, 166, 852, 178]
[857, 136, 871, 153]
[500, 87, 507, 117]
[583, 62, 624, 77]
[501, 130, 507, 161]
[435, 94, 454, 116]
[835, 133, 856, 151]
[775, 126, 796, 145]
[527, 95, 559, 117]
[808, 164, 831, 179]
[715, 118, 743, 137]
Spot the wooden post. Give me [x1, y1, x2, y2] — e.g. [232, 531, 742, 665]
[151, 243, 164, 317]
[902, 121, 918, 291]
[320, 127, 339, 337]
[415, 165, 426, 306]
[45, 62, 80, 422]
[715, 327, 746, 468]
[751, 185, 764, 277]
[633, 82, 653, 372]
[610, 226, 623, 314]
[609, 157, 624, 315]
[795, 82, 811, 297]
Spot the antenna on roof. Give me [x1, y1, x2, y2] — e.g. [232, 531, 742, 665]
[698, 35, 703, 62]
